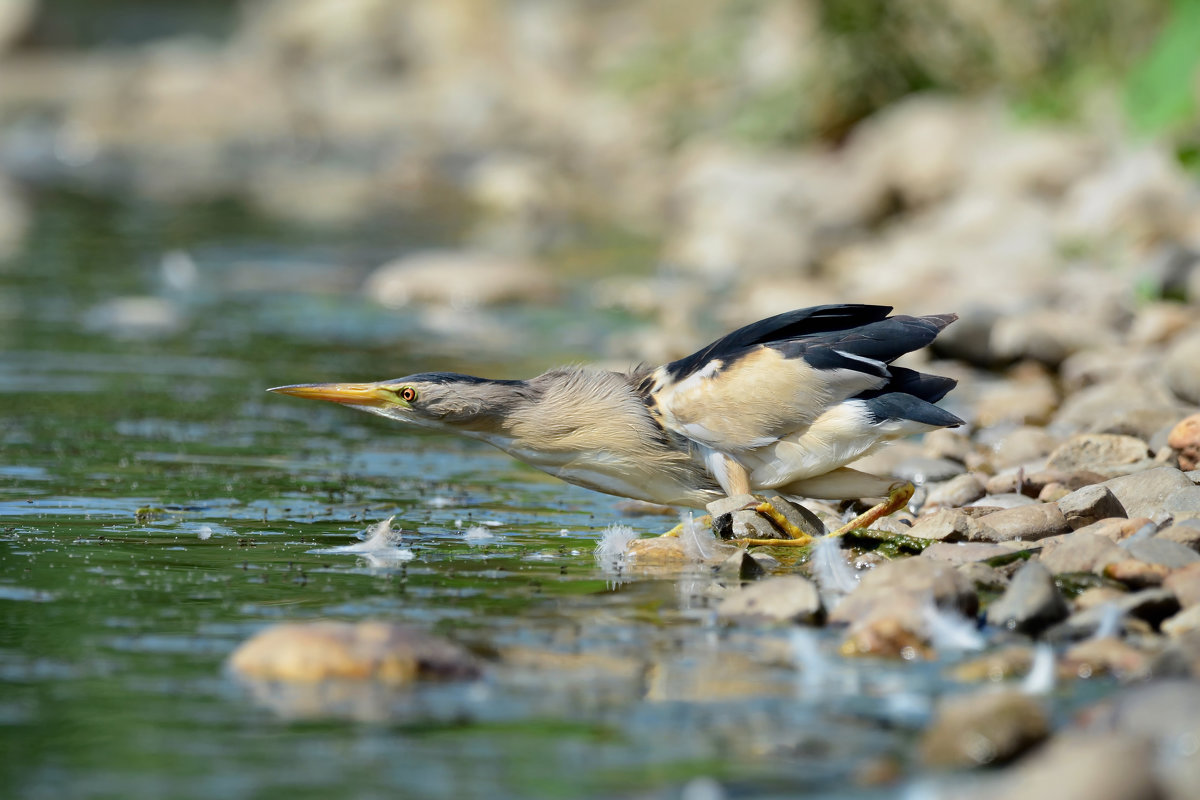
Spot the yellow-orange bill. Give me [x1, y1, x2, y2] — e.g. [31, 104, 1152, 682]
[267, 382, 394, 407]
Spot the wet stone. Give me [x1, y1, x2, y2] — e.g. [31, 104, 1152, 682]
[1045, 433, 1151, 474]
[1050, 589, 1181, 640]
[975, 502, 1071, 542]
[986, 561, 1069, 634]
[951, 645, 1036, 682]
[830, 557, 979, 625]
[919, 690, 1049, 768]
[920, 540, 1032, 565]
[227, 621, 481, 685]
[983, 733, 1158, 800]
[1062, 637, 1154, 681]
[1102, 559, 1169, 589]
[716, 548, 766, 581]
[717, 575, 823, 624]
[906, 508, 986, 542]
[1055, 484, 1126, 529]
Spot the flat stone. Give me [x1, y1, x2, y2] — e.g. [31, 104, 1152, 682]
[988, 425, 1061, 470]
[907, 508, 991, 542]
[1038, 531, 1126, 574]
[1062, 637, 1154, 680]
[967, 492, 1038, 509]
[1102, 559, 1169, 589]
[1164, 562, 1200, 607]
[1168, 413, 1200, 471]
[922, 428, 973, 462]
[1101, 466, 1195, 521]
[984, 733, 1158, 800]
[1056, 484, 1126, 530]
[1046, 433, 1151, 474]
[1125, 537, 1200, 569]
[921, 540, 1031, 564]
[1166, 485, 1200, 522]
[919, 690, 1049, 768]
[717, 575, 823, 624]
[974, 502, 1071, 542]
[724, 509, 781, 541]
[986, 561, 1069, 634]
[923, 473, 986, 510]
[958, 561, 1009, 590]
[227, 621, 480, 684]
[1073, 516, 1157, 543]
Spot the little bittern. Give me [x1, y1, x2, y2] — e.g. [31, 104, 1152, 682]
[271, 304, 963, 544]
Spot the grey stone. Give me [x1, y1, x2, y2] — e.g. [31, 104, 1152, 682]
[716, 549, 766, 581]
[1125, 538, 1200, 569]
[923, 473, 986, 509]
[761, 494, 826, 538]
[967, 492, 1038, 509]
[922, 428, 973, 462]
[1163, 605, 1200, 637]
[1039, 531, 1126, 574]
[1156, 520, 1200, 552]
[1165, 563, 1200, 607]
[907, 509, 987, 542]
[988, 426, 1060, 469]
[726, 509, 780, 541]
[1046, 433, 1151, 474]
[920, 690, 1049, 768]
[921, 540, 1032, 564]
[1056, 484, 1127, 529]
[1165, 330, 1200, 405]
[986, 561, 1069, 634]
[706, 494, 758, 518]
[829, 557, 979, 626]
[1166, 485, 1200, 522]
[975, 503, 1071, 542]
[717, 576, 823, 624]
[958, 561, 1009, 590]
[1050, 589, 1181, 640]
[1102, 466, 1196, 521]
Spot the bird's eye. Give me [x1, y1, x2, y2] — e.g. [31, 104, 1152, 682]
[398, 386, 418, 403]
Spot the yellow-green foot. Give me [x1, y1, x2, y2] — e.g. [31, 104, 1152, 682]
[658, 515, 712, 538]
[828, 482, 915, 539]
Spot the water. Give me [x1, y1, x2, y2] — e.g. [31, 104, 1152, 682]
[1, 191, 1106, 799]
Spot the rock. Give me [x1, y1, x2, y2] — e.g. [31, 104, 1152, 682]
[983, 733, 1158, 800]
[921, 541, 1032, 565]
[1156, 520, 1200, 552]
[1062, 637, 1154, 680]
[920, 690, 1049, 768]
[975, 503, 1071, 542]
[1101, 466, 1196, 521]
[986, 468, 1105, 499]
[716, 548, 767, 581]
[1125, 538, 1200, 569]
[705, 494, 759, 518]
[707, 494, 825, 541]
[907, 508, 990, 542]
[1051, 589, 1181, 640]
[892, 455, 965, 484]
[986, 425, 1061, 470]
[1102, 559, 1169, 589]
[1163, 605, 1200, 637]
[1038, 531, 1126, 574]
[627, 536, 697, 566]
[924, 473, 986, 509]
[973, 364, 1059, 426]
[1168, 414, 1200, 471]
[1045, 433, 1151, 475]
[922, 428, 974, 463]
[1165, 331, 1200, 405]
[364, 250, 557, 310]
[958, 561, 1009, 590]
[717, 576, 823, 624]
[986, 561, 1069, 634]
[1055, 484, 1126, 529]
[719, 509, 782, 541]
[831, 558, 979, 625]
[1164, 562, 1200, 607]
[227, 621, 480, 684]
[1073, 516, 1157, 543]
[0, 0, 35, 54]
[1166, 485, 1200, 522]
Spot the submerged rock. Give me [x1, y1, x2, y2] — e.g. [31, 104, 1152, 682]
[986, 561, 1068, 635]
[920, 690, 1049, 768]
[717, 575, 823, 624]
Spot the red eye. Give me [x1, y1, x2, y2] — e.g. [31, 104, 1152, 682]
[399, 387, 418, 402]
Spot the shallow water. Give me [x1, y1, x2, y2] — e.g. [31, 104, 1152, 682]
[1, 191, 1110, 799]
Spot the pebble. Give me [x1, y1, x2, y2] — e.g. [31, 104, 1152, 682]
[227, 621, 480, 684]
[1038, 530, 1126, 574]
[1166, 484, 1200, 522]
[1155, 520, 1200, 552]
[717, 576, 823, 624]
[1045, 433, 1151, 475]
[920, 540, 1032, 565]
[1101, 559, 1169, 589]
[1164, 331, 1200, 405]
[364, 250, 557, 310]
[1164, 562, 1200, 607]
[985, 561, 1069, 634]
[1124, 537, 1200, 569]
[906, 508, 991, 542]
[986, 426, 1061, 470]
[983, 733, 1159, 800]
[891, 455, 965, 484]
[1062, 637, 1153, 681]
[975, 502, 1071, 542]
[1168, 413, 1200, 471]
[923, 473, 986, 510]
[1162, 604, 1200, 637]
[919, 689, 1049, 768]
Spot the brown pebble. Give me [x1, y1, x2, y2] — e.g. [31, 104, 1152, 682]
[1168, 414, 1200, 471]
[1103, 559, 1169, 589]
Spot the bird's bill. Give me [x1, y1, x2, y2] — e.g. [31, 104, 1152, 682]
[267, 382, 399, 408]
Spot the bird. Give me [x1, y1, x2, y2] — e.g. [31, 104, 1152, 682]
[269, 304, 963, 545]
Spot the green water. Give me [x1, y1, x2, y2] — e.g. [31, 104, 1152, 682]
[1, 191, 1105, 799]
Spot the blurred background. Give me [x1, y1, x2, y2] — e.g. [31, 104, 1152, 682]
[3, 3, 1200, 799]
[1, 0, 1198, 372]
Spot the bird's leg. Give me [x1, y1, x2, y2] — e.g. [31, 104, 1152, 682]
[659, 515, 712, 538]
[827, 481, 915, 538]
[736, 499, 816, 547]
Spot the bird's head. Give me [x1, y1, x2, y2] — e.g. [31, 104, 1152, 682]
[268, 372, 531, 436]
